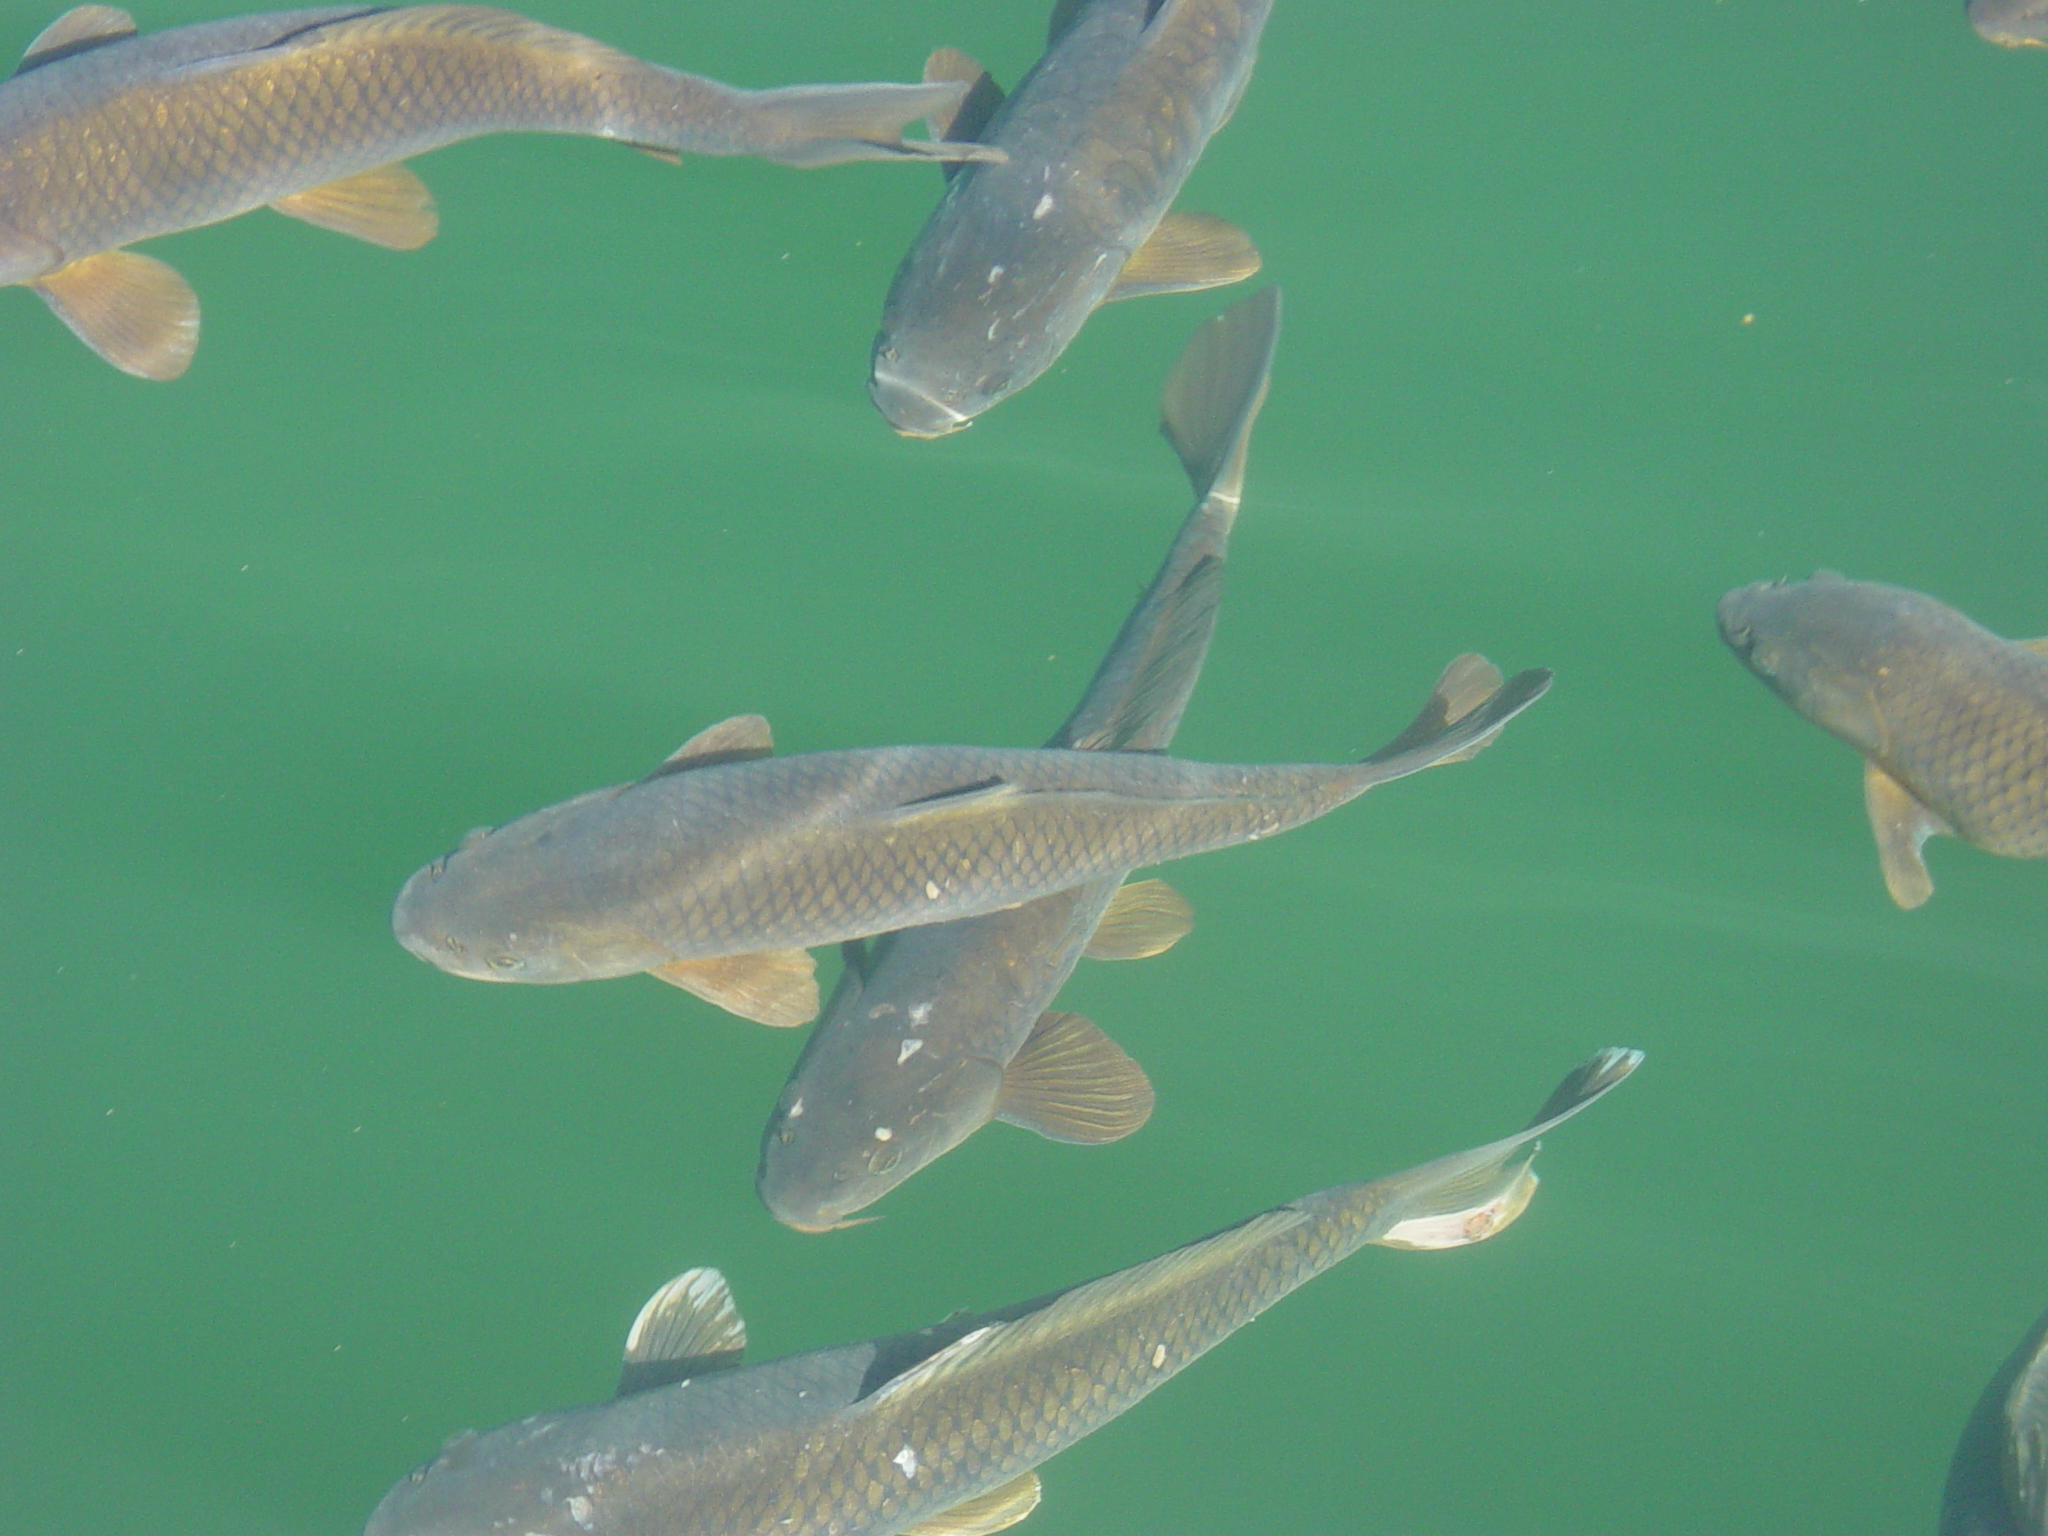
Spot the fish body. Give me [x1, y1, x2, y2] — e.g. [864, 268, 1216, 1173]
[0, 3, 991, 376]
[1971, 0, 2048, 47]
[869, 0, 1270, 436]
[364, 1050, 1641, 1536]
[1941, 1304, 2048, 1535]
[395, 668, 1547, 987]
[1718, 573, 2048, 907]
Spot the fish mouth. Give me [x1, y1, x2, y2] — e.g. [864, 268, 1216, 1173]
[869, 370, 975, 439]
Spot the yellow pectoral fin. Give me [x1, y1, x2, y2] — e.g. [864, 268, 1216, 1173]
[1083, 878, 1192, 960]
[902, 1473, 1043, 1536]
[1863, 759, 1949, 910]
[2017, 636, 2048, 657]
[994, 1011, 1153, 1144]
[271, 163, 437, 251]
[650, 950, 818, 1027]
[1106, 212, 1261, 302]
[31, 249, 198, 380]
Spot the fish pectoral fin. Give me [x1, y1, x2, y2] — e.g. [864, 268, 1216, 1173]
[902, 1473, 1044, 1536]
[995, 1011, 1153, 1144]
[2018, 636, 2048, 657]
[643, 713, 775, 780]
[1083, 878, 1193, 960]
[615, 1266, 748, 1396]
[1106, 212, 1261, 303]
[651, 950, 819, 1027]
[1862, 759, 1948, 910]
[14, 4, 135, 74]
[31, 249, 198, 380]
[921, 48, 1005, 181]
[270, 162, 437, 251]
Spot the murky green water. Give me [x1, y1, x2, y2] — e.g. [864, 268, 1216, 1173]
[6, 2, 2048, 1531]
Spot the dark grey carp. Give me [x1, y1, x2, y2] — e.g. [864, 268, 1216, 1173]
[0, 4, 997, 378]
[868, 0, 1270, 437]
[1718, 573, 2048, 908]
[1941, 1303, 2048, 1535]
[1971, 0, 2048, 47]
[393, 654, 1548, 1029]
[364, 1049, 1641, 1536]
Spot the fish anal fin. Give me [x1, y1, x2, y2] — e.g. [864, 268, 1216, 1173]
[1863, 759, 1947, 910]
[652, 949, 818, 1027]
[903, 1473, 1044, 1536]
[645, 714, 775, 779]
[1376, 1162, 1540, 1250]
[995, 1011, 1153, 1144]
[1083, 879, 1192, 960]
[615, 1267, 748, 1397]
[270, 162, 436, 250]
[15, 5, 135, 74]
[31, 249, 198, 380]
[922, 47, 1005, 180]
[1107, 212, 1260, 303]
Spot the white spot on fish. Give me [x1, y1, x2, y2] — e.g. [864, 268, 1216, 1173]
[874, 1126, 894, 1142]
[898, 1037, 924, 1065]
[894, 1445, 919, 1479]
[566, 1496, 593, 1530]
[1151, 1344, 1167, 1368]
[925, 880, 942, 900]
[868, 1003, 897, 1020]
[987, 264, 1005, 282]
[1033, 193, 1055, 219]
[787, 1097, 804, 1119]
[986, 320, 1000, 341]
[909, 1001, 933, 1027]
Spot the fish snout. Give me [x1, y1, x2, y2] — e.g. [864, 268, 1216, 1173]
[869, 368, 975, 439]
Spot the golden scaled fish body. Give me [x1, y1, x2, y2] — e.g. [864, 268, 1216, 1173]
[1718, 573, 2048, 907]
[365, 1050, 1641, 1536]
[0, 4, 992, 377]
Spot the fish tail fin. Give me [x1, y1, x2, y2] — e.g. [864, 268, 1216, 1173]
[1159, 286, 1282, 512]
[741, 81, 1009, 167]
[1343, 1048, 1643, 1251]
[1344, 656, 1551, 789]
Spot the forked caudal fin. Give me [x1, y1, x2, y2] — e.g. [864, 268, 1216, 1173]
[1160, 286, 1280, 513]
[745, 79, 1009, 167]
[1349, 656, 1552, 789]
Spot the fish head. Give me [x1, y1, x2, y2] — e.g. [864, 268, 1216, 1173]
[364, 1422, 591, 1536]
[1718, 572, 1930, 746]
[758, 1020, 1004, 1231]
[391, 793, 669, 984]
[1970, 0, 2048, 46]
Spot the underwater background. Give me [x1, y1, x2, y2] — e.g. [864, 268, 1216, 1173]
[6, 0, 2048, 1530]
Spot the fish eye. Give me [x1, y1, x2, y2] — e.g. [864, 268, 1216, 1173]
[487, 953, 523, 972]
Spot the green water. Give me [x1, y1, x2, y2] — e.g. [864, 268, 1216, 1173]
[6, 1, 2048, 1530]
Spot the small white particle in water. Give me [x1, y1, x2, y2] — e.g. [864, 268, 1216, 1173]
[897, 1038, 924, 1065]
[1033, 193, 1055, 219]
[874, 1126, 894, 1142]
[925, 880, 941, 900]
[893, 1445, 919, 1478]
[567, 1496, 593, 1530]
[788, 1097, 804, 1119]
[1152, 1344, 1167, 1368]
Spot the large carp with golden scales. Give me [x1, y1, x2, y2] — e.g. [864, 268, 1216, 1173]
[0, 4, 998, 378]
[365, 1049, 1640, 1536]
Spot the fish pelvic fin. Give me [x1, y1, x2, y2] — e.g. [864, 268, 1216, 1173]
[14, 4, 134, 73]
[1368, 1047, 1643, 1250]
[651, 949, 819, 1027]
[1350, 659, 1550, 788]
[31, 249, 198, 380]
[995, 1012, 1153, 1143]
[922, 48, 1005, 182]
[1862, 758, 1947, 910]
[1107, 212, 1261, 302]
[271, 163, 437, 250]
[902, 1473, 1043, 1536]
[1083, 878, 1193, 960]
[1160, 286, 1280, 510]
[739, 80, 1007, 168]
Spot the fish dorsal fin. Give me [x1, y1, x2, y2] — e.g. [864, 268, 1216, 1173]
[1160, 285, 1280, 509]
[615, 1267, 748, 1396]
[30, 250, 198, 380]
[651, 949, 819, 1027]
[888, 777, 1022, 823]
[995, 1011, 1153, 1144]
[922, 48, 1005, 181]
[14, 5, 135, 73]
[1107, 212, 1261, 303]
[646, 714, 774, 779]
[903, 1473, 1044, 1536]
[1862, 759, 1948, 910]
[2005, 1332, 2048, 1527]
[1083, 879, 1192, 960]
[271, 162, 437, 250]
